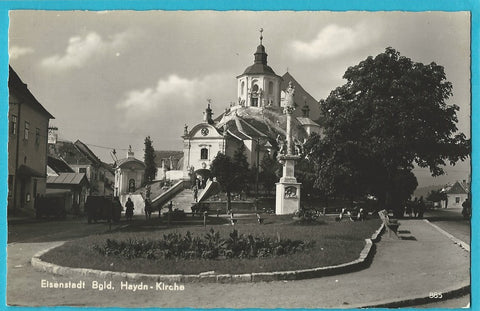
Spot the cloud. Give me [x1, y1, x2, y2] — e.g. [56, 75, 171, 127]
[119, 73, 231, 111]
[118, 73, 232, 132]
[289, 23, 380, 61]
[41, 31, 131, 70]
[9, 45, 34, 60]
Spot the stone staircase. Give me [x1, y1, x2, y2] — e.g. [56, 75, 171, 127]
[169, 188, 195, 213]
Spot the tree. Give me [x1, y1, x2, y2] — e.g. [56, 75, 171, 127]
[259, 153, 281, 195]
[143, 136, 157, 184]
[210, 145, 251, 212]
[426, 189, 447, 203]
[305, 48, 470, 217]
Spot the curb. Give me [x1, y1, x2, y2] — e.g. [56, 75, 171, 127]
[31, 224, 382, 283]
[357, 282, 470, 308]
[423, 219, 470, 252]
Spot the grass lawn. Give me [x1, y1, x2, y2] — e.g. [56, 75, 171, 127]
[41, 215, 381, 275]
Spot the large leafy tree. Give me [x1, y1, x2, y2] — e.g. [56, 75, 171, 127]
[210, 145, 251, 211]
[306, 47, 469, 217]
[259, 153, 281, 195]
[143, 136, 157, 184]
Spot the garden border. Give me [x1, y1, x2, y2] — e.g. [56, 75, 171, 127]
[31, 223, 385, 283]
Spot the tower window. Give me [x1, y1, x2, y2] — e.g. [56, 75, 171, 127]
[241, 81, 245, 95]
[268, 81, 274, 95]
[252, 84, 259, 93]
[200, 148, 208, 160]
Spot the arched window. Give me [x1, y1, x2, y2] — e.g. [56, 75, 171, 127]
[268, 81, 274, 95]
[241, 81, 245, 95]
[200, 148, 208, 160]
[252, 84, 259, 92]
[128, 179, 136, 193]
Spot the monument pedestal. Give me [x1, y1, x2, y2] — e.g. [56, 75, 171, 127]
[275, 181, 301, 215]
[275, 156, 301, 215]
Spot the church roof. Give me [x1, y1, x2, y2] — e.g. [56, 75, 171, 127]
[281, 72, 322, 122]
[237, 44, 281, 78]
[296, 117, 321, 127]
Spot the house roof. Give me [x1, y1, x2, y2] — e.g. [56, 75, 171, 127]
[9, 66, 54, 119]
[74, 140, 102, 166]
[47, 156, 74, 173]
[47, 172, 89, 185]
[446, 181, 469, 195]
[155, 150, 183, 160]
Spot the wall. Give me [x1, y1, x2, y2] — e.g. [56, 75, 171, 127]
[237, 75, 281, 108]
[446, 193, 468, 209]
[8, 92, 50, 212]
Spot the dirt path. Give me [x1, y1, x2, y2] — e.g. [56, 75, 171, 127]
[7, 219, 469, 308]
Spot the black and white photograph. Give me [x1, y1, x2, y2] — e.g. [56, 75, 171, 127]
[6, 10, 471, 308]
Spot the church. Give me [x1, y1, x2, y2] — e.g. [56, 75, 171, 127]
[182, 32, 323, 179]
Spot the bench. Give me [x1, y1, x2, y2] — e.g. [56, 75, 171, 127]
[378, 210, 400, 238]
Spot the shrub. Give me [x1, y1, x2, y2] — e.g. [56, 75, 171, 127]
[92, 228, 314, 261]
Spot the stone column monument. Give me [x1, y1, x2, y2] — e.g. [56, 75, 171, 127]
[275, 82, 301, 215]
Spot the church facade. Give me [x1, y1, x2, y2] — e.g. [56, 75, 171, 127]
[182, 34, 322, 178]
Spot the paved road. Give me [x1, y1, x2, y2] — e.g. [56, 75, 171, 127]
[423, 207, 470, 244]
[6, 218, 470, 308]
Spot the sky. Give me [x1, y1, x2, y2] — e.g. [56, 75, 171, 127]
[8, 10, 471, 187]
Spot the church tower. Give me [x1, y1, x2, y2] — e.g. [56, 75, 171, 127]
[236, 29, 282, 108]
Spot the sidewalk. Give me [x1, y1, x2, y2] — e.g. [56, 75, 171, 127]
[7, 219, 470, 308]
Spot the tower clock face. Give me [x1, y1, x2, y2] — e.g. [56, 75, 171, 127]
[201, 128, 209, 136]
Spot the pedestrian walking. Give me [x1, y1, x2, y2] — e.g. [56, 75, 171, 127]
[125, 197, 134, 221]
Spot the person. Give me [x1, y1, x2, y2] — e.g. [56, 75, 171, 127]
[125, 197, 134, 221]
[144, 198, 152, 220]
[412, 197, 419, 218]
[418, 197, 426, 219]
[462, 197, 471, 219]
[193, 185, 198, 202]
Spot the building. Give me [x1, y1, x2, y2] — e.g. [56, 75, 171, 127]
[113, 146, 146, 210]
[48, 137, 115, 196]
[443, 180, 469, 209]
[114, 146, 145, 196]
[46, 172, 90, 214]
[182, 34, 322, 178]
[8, 66, 54, 215]
[154, 150, 184, 181]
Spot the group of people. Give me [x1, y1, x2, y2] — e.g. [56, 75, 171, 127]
[124, 197, 174, 221]
[336, 207, 367, 222]
[404, 197, 426, 218]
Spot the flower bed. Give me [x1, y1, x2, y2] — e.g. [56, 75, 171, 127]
[40, 216, 381, 275]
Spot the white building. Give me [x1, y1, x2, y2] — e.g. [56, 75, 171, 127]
[114, 146, 145, 197]
[182, 33, 322, 179]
